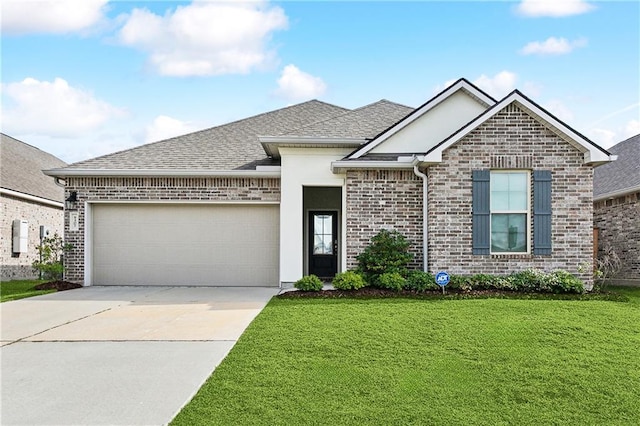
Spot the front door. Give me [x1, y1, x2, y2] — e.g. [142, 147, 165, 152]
[308, 211, 338, 278]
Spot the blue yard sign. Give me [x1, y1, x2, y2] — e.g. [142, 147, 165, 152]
[435, 271, 450, 294]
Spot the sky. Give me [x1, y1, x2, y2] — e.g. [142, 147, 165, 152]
[1, 0, 639, 164]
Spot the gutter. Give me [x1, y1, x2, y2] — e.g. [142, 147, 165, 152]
[0, 188, 64, 208]
[412, 162, 428, 273]
[593, 185, 640, 202]
[43, 169, 282, 178]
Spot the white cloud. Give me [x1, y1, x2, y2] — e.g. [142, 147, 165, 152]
[1, 0, 108, 35]
[118, 1, 288, 76]
[145, 115, 199, 143]
[588, 119, 640, 149]
[473, 71, 518, 98]
[520, 37, 587, 55]
[544, 99, 574, 123]
[516, 0, 595, 17]
[589, 128, 617, 148]
[1, 77, 125, 138]
[623, 119, 640, 139]
[274, 65, 327, 101]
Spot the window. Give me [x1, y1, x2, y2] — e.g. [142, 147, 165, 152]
[490, 172, 529, 253]
[472, 169, 551, 256]
[313, 214, 333, 255]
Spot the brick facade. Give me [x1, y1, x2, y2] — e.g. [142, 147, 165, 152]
[64, 177, 280, 283]
[426, 104, 594, 287]
[345, 170, 423, 270]
[1, 194, 64, 280]
[594, 192, 640, 282]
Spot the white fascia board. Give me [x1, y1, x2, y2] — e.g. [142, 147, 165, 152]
[349, 80, 496, 159]
[423, 92, 615, 165]
[593, 185, 640, 202]
[43, 169, 282, 178]
[331, 160, 415, 174]
[0, 187, 64, 208]
[259, 136, 366, 158]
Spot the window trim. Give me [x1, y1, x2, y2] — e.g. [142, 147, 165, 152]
[489, 170, 531, 255]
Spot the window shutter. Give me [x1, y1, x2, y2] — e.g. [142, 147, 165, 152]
[472, 170, 490, 255]
[533, 170, 552, 255]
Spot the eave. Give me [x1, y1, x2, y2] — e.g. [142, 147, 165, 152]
[43, 168, 282, 178]
[259, 136, 366, 159]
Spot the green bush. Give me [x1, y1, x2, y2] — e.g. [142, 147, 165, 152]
[549, 270, 584, 294]
[32, 233, 72, 280]
[356, 229, 413, 286]
[404, 270, 438, 291]
[377, 272, 406, 292]
[332, 270, 366, 291]
[295, 275, 324, 291]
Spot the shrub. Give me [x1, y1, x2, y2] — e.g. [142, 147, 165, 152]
[404, 270, 438, 291]
[508, 269, 545, 292]
[549, 270, 584, 294]
[447, 275, 472, 292]
[377, 272, 406, 292]
[32, 233, 72, 280]
[332, 270, 366, 291]
[295, 275, 323, 291]
[356, 229, 413, 286]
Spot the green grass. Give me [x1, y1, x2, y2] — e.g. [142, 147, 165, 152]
[0, 280, 53, 302]
[172, 287, 640, 425]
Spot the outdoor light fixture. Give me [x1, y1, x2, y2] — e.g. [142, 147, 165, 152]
[65, 191, 78, 210]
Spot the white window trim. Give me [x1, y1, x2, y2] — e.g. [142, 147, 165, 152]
[489, 170, 531, 255]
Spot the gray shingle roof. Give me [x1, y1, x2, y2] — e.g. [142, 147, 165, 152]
[64, 100, 349, 171]
[1, 133, 66, 202]
[283, 100, 413, 139]
[594, 134, 640, 198]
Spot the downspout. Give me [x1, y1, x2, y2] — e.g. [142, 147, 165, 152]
[53, 177, 66, 188]
[412, 164, 428, 272]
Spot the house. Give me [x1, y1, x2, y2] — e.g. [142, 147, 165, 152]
[1, 133, 67, 280]
[593, 134, 640, 285]
[44, 79, 614, 289]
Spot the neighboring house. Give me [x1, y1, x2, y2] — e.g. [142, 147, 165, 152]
[44, 79, 614, 289]
[593, 134, 640, 285]
[1, 134, 67, 280]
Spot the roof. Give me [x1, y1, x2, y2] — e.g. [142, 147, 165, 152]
[594, 134, 640, 199]
[1, 133, 66, 203]
[283, 100, 413, 139]
[53, 100, 349, 173]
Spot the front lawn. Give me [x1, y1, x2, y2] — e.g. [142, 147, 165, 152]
[172, 288, 640, 425]
[0, 280, 53, 302]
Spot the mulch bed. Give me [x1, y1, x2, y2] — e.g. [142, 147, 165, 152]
[277, 287, 616, 300]
[278, 288, 514, 299]
[34, 280, 83, 291]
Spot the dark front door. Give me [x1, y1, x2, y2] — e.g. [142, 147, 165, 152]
[309, 211, 338, 278]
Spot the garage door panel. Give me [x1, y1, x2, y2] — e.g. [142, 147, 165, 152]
[92, 204, 279, 286]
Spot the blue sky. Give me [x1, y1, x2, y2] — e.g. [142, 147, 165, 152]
[2, 0, 638, 164]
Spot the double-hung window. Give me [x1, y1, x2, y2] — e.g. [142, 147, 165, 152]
[472, 169, 552, 256]
[490, 171, 529, 253]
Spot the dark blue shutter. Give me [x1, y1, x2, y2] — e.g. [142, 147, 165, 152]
[533, 170, 552, 255]
[472, 170, 490, 255]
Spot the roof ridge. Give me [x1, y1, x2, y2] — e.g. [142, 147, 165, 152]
[65, 99, 349, 168]
[281, 99, 414, 136]
[1, 133, 67, 164]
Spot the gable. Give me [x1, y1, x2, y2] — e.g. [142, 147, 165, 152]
[419, 91, 614, 166]
[369, 90, 489, 155]
[349, 78, 495, 158]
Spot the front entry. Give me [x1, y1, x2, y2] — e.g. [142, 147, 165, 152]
[308, 211, 338, 278]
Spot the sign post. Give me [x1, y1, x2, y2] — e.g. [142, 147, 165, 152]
[435, 271, 450, 295]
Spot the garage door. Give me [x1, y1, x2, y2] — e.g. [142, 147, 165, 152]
[92, 204, 279, 286]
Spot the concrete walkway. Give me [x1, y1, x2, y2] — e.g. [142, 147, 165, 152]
[0, 286, 278, 425]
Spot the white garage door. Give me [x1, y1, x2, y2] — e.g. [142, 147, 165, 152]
[92, 204, 279, 286]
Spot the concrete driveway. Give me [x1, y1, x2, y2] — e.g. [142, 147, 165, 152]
[0, 286, 278, 425]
